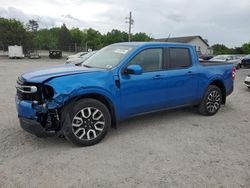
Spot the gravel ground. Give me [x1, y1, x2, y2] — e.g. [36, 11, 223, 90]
[0, 57, 249, 188]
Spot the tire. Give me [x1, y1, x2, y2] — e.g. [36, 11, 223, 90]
[198, 85, 222, 116]
[62, 98, 111, 146]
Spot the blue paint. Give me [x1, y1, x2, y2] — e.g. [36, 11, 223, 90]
[16, 42, 234, 125]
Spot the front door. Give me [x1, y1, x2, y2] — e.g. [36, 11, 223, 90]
[119, 48, 168, 117]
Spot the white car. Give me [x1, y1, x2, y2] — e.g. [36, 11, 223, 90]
[66, 52, 88, 60]
[244, 75, 250, 89]
[209, 55, 242, 69]
[65, 51, 97, 65]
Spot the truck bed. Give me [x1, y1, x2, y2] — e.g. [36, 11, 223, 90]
[199, 61, 233, 66]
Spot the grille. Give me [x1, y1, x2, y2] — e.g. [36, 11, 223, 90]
[16, 77, 42, 101]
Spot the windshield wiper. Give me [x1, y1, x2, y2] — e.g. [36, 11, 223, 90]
[82, 64, 93, 68]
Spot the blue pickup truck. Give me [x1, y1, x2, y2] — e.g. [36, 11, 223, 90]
[16, 42, 235, 146]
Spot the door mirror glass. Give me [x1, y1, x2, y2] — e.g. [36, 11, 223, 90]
[125, 64, 142, 75]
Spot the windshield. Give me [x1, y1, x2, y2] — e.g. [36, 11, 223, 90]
[83, 45, 134, 69]
[80, 51, 97, 63]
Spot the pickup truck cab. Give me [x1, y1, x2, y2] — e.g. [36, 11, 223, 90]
[16, 42, 235, 146]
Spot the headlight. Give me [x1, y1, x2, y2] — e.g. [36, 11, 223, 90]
[16, 85, 37, 93]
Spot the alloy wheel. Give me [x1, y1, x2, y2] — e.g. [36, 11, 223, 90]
[206, 90, 221, 113]
[72, 107, 105, 140]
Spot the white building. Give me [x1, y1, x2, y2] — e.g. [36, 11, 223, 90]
[154, 35, 213, 55]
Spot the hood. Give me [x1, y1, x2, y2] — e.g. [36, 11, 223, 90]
[21, 64, 102, 83]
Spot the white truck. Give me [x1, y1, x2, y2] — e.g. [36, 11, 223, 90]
[8, 45, 24, 59]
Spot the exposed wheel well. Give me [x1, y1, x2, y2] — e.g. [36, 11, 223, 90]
[75, 93, 117, 128]
[210, 80, 226, 104]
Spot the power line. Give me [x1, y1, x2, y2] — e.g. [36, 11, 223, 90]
[125, 12, 134, 42]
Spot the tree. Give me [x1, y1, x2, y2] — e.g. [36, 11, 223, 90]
[27, 20, 39, 32]
[58, 24, 72, 51]
[132, 32, 151, 41]
[70, 28, 84, 45]
[33, 28, 59, 50]
[85, 28, 103, 50]
[0, 17, 33, 51]
[241, 42, 250, 54]
[211, 44, 230, 55]
[104, 29, 128, 45]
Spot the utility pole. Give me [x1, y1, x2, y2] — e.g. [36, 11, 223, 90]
[125, 12, 134, 42]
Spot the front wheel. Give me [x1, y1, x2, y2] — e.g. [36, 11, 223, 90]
[62, 98, 111, 146]
[198, 85, 222, 116]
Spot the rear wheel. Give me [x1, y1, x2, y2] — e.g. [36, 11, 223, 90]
[198, 85, 222, 116]
[62, 98, 111, 146]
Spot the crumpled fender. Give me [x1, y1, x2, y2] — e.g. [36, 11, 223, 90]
[46, 86, 117, 110]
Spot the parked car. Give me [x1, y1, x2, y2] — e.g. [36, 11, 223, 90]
[27, 50, 40, 59]
[65, 51, 97, 66]
[8, 45, 24, 59]
[49, 50, 62, 59]
[209, 55, 242, 69]
[244, 75, 250, 89]
[66, 52, 88, 61]
[15, 42, 235, 146]
[241, 55, 250, 68]
[199, 54, 214, 61]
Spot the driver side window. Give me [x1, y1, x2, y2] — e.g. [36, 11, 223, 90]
[129, 48, 163, 72]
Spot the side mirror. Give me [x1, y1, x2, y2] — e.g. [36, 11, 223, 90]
[125, 65, 142, 75]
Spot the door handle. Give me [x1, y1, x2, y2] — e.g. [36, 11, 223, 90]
[153, 75, 165, 80]
[186, 71, 193, 74]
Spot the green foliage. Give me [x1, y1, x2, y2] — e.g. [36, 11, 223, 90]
[58, 24, 72, 51]
[0, 17, 34, 51]
[33, 28, 58, 50]
[131, 32, 151, 41]
[211, 44, 229, 55]
[3, 17, 248, 54]
[104, 29, 128, 45]
[85, 28, 103, 50]
[212, 43, 250, 55]
[27, 20, 39, 32]
[241, 42, 250, 54]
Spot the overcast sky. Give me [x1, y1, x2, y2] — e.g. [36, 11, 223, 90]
[0, 0, 249, 47]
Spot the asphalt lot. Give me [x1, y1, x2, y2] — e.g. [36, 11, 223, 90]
[0, 57, 249, 188]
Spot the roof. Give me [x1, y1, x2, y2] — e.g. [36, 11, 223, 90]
[154, 35, 209, 47]
[113, 42, 193, 48]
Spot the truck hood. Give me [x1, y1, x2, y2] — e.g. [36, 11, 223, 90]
[21, 64, 103, 83]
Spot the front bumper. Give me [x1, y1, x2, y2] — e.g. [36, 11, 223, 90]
[244, 76, 250, 87]
[16, 96, 58, 137]
[19, 117, 56, 137]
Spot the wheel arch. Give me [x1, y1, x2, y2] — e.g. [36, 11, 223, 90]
[209, 79, 226, 104]
[61, 93, 117, 129]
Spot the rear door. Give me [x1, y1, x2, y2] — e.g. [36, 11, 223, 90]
[164, 47, 198, 107]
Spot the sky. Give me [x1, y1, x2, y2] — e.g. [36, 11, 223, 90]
[0, 0, 249, 47]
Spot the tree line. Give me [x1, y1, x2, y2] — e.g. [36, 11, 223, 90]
[1, 17, 250, 54]
[0, 17, 151, 52]
[211, 43, 250, 55]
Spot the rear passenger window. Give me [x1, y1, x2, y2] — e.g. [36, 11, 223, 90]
[169, 48, 191, 68]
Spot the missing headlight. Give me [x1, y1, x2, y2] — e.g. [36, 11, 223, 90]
[43, 85, 54, 100]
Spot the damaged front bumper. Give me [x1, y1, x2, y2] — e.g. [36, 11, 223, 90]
[19, 118, 56, 137]
[16, 96, 60, 137]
